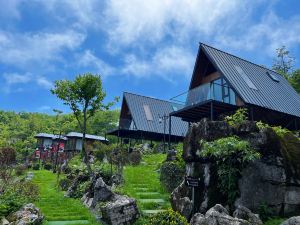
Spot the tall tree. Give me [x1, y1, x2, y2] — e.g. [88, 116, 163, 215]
[289, 69, 300, 94]
[51, 73, 114, 174]
[272, 46, 295, 78]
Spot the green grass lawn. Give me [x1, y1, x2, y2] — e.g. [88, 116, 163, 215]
[116, 153, 170, 215]
[264, 218, 286, 225]
[32, 170, 100, 225]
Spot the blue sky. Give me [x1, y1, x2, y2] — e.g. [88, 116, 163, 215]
[0, 0, 300, 114]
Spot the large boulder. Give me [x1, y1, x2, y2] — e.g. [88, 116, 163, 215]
[92, 177, 113, 207]
[233, 205, 262, 225]
[7, 203, 44, 225]
[171, 181, 193, 219]
[99, 195, 139, 225]
[190, 204, 250, 225]
[280, 216, 300, 225]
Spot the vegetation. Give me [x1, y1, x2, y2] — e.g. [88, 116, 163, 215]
[201, 136, 260, 206]
[147, 208, 188, 225]
[225, 108, 248, 127]
[51, 73, 117, 174]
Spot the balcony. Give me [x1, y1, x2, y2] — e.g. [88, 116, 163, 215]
[171, 81, 237, 107]
[170, 79, 238, 122]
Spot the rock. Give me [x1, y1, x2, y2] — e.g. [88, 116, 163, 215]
[91, 177, 113, 208]
[110, 174, 123, 186]
[190, 204, 250, 225]
[99, 194, 139, 225]
[1, 217, 9, 225]
[166, 149, 177, 161]
[280, 216, 300, 225]
[7, 203, 44, 225]
[171, 181, 193, 220]
[65, 173, 89, 197]
[233, 205, 263, 225]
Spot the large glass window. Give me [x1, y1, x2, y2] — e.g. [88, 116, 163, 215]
[212, 78, 236, 105]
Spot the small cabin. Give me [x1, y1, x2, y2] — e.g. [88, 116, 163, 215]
[65, 132, 108, 152]
[34, 133, 67, 150]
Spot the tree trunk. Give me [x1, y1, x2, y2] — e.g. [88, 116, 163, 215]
[82, 109, 92, 175]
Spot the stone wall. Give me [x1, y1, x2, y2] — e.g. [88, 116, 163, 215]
[171, 118, 300, 219]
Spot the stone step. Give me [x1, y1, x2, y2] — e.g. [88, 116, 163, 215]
[133, 187, 149, 191]
[47, 220, 89, 225]
[139, 199, 165, 204]
[136, 192, 161, 198]
[142, 209, 166, 215]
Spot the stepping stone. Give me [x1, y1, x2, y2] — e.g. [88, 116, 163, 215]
[139, 199, 165, 203]
[142, 209, 166, 215]
[47, 220, 89, 225]
[133, 187, 149, 191]
[136, 192, 160, 198]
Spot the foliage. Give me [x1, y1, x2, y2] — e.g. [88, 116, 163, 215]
[51, 73, 116, 174]
[225, 108, 248, 127]
[148, 208, 188, 225]
[32, 163, 40, 170]
[128, 150, 142, 165]
[258, 202, 274, 222]
[272, 46, 295, 79]
[14, 165, 27, 176]
[0, 181, 39, 217]
[44, 163, 52, 170]
[264, 218, 286, 225]
[93, 142, 115, 162]
[256, 121, 291, 138]
[201, 136, 260, 206]
[59, 178, 72, 191]
[289, 69, 300, 94]
[160, 161, 185, 193]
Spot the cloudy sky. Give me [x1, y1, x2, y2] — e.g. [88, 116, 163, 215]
[0, 0, 300, 113]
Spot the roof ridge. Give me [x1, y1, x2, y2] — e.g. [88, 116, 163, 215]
[124, 92, 183, 105]
[200, 43, 282, 77]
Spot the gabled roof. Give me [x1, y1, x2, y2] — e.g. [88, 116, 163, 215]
[66, 132, 108, 141]
[194, 43, 300, 117]
[35, 133, 67, 141]
[123, 92, 188, 137]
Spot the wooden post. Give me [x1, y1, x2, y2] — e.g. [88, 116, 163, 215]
[210, 101, 214, 121]
[168, 116, 172, 150]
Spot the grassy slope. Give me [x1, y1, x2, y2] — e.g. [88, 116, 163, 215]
[117, 153, 170, 212]
[264, 218, 286, 225]
[32, 170, 100, 225]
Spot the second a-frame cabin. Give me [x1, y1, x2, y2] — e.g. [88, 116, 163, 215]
[108, 92, 188, 143]
[171, 43, 300, 130]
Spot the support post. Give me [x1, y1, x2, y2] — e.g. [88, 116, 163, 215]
[250, 106, 254, 121]
[168, 115, 172, 150]
[210, 101, 214, 121]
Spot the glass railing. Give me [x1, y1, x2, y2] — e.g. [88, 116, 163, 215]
[171, 82, 237, 108]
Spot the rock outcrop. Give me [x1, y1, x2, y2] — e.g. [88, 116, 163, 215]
[280, 216, 300, 225]
[81, 177, 139, 225]
[190, 204, 262, 225]
[173, 118, 300, 218]
[6, 203, 44, 225]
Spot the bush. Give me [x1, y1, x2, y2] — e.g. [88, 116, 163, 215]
[44, 163, 52, 170]
[59, 178, 72, 191]
[32, 164, 40, 170]
[0, 181, 39, 217]
[128, 150, 142, 165]
[160, 161, 185, 192]
[148, 208, 188, 225]
[201, 136, 260, 206]
[225, 108, 248, 127]
[15, 165, 26, 176]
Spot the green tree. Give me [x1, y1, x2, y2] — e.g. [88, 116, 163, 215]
[51, 73, 114, 174]
[289, 69, 300, 94]
[272, 46, 295, 78]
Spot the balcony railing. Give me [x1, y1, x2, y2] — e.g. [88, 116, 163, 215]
[171, 81, 237, 108]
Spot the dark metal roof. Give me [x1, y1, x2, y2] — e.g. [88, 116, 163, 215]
[199, 43, 300, 118]
[123, 92, 188, 137]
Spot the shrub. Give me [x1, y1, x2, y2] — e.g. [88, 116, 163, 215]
[160, 161, 185, 192]
[225, 108, 248, 127]
[0, 181, 39, 217]
[148, 208, 188, 225]
[32, 164, 40, 170]
[44, 163, 52, 170]
[128, 150, 142, 165]
[59, 178, 72, 191]
[15, 165, 26, 176]
[201, 136, 260, 206]
[258, 202, 274, 222]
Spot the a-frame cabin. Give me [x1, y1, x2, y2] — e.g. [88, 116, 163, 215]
[108, 92, 188, 143]
[171, 43, 300, 130]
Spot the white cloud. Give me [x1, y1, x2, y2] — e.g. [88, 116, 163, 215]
[1, 73, 53, 93]
[122, 46, 194, 82]
[77, 50, 115, 77]
[0, 0, 23, 20]
[0, 29, 86, 68]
